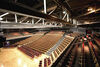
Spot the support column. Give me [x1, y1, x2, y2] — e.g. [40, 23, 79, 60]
[62, 13, 67, 20]
[32, 18, 34, 24]
[6, 18, 8, 23]
[42, 19, 45, 25]
[76, 20, 78, 32]
[44, 0, 47, 14]
[43, 0, 47, 25]
[67, 14, 69, 22]
[15, 14, 17, 23]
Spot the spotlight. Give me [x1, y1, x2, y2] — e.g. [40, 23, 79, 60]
[0, 17, 3, 21]
[63, 11, 66, 14]
[88, 7, 93, 11]
[87, 7, 96, 12]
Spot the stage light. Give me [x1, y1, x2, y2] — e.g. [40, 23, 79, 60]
[87, 7, 96, 12]
[88, 7, 93, 11]
[63, 11, 66, 14]
[0, 17, 3, 20]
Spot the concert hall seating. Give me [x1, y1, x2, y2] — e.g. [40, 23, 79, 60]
[25, 32, 63, 53]
[14, 34, 43, 46]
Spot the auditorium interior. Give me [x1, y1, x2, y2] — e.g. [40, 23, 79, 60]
[0, 0, 100, 67]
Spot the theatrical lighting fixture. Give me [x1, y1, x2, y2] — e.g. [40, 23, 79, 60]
[87, 7, 96, 12]
[63, 11, 66, 14]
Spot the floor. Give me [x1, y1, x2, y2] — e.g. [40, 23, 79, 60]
[0, 47, 41, 67]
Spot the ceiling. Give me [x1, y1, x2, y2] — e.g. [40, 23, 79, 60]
[54, 0, 100, 22]
[0, 0, 100, 26]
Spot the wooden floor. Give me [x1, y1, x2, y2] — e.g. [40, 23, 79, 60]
[0, 48, 47, 67]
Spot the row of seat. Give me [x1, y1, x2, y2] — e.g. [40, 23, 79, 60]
[39, 58, 51, 67]
[25, 34, 62, 53]
[82, 36, 96, 67]
[17, 32, 78, 67]
[52, 34, 99, 67]
[54, 40, 79, 67]
[47, 31, 64, 35]
[58, 35, 84, 67]
[68, 32, 82, 37]
[15, 34, 42, 45]
[48, 36, 74, 67]
[18, 45, 41, 58]
[51, 33, 83, 67]
[94, 38, 100, 63]
[65, 45, 78, 67]
[5, 32, 33, 38]
[88, 41, 100, 67]
[83, 36, 100, 67]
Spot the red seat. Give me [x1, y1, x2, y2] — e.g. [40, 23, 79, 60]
[44, 59, 47, 67]
[39, 60, 42, 67]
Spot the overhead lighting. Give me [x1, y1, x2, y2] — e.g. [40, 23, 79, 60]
[90, 10, 96, 13]
[88, 7, 93, 11]
[84, 21, 91, 24]
[87, 7, 96, 12]
[0, 17, 3, 20]
[63, 11, 66, 14]
[26, 21, 29, 23]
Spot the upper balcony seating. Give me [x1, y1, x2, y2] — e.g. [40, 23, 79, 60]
[25, 32, 63, 53]
[14, 34, 42, 46]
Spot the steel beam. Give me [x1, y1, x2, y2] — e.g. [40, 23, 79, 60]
[19, 16, 28, 23]
[43, 0, 47, 14]
[32, 18, 34, 24]
[62, 13, 67, 20]
[0, 12, 9, 17]
[54, 0, 72, 14]
[0, 1, 71, 24]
